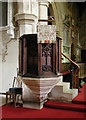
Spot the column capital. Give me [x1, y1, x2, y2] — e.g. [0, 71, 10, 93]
[15, 13, 38, 36]
[15, 13, 37, 24]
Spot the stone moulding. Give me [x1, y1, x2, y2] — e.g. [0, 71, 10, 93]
[15, 13, 38, 23]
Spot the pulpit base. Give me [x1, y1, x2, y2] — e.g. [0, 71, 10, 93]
[18, 76, 63, 109]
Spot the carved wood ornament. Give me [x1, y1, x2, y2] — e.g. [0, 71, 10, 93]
[42, 44, 53, 72]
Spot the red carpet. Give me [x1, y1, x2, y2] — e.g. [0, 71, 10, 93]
[44, 101, 86, 112]
[0, 84, 86, 120]
[0, 105, 85, 119]
[62, 71, 71, 75]
[72, 83, 86, 104]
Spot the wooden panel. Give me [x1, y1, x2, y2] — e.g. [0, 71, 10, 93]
[23, 38, 27, 75]
[56, 42, 58, 73]
[53, 44, 56, 73]
[19, 34, 38, 76]
[73, 70, 79, 89]
[56, 37, 62, 73]
[73, 71, 76, 88]
[38, 44, 42, 75]
[76, 73, 79, 89]
[42, 44, 53, 72]
[19, 39, 23, 73]
[59, 39, 62, 72]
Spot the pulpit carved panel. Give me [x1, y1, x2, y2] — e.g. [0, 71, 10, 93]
[42, 44, 53, 72]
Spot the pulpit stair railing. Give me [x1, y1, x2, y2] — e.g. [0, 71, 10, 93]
[61, 52, 80, 90]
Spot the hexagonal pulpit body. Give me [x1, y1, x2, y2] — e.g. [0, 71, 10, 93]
[19, 34, 58, 77]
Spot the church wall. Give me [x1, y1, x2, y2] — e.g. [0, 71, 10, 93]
[51, 2, 80, 63]
[79, 8, 86, 50]
[0, 38, 18, 93]
[0, 2, 17, 94]
[0, 36, 18, 105]
[2, 40, 18, 92]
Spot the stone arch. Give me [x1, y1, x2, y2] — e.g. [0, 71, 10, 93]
[50, 2, 60, 36]
[50, 2, 64, 38]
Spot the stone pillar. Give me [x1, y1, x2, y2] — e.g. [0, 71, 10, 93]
[15, 1, 37, 36]
[8, 2, 14, 38]
[39, 2, 49, 25]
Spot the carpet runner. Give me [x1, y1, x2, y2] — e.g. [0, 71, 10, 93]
[0, 104, 85, 119]
[44, 83, 86, 112]
[72, 83, 86, 104]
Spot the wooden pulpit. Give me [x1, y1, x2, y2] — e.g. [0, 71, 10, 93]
[18, 34, 62, 77]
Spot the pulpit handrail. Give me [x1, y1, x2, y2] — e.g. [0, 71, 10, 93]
[61, 52, 80, 89]
[61, 52, 80, 71]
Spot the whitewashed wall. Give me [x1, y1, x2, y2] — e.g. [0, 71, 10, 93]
[2, 39, 18, 92]
[0, 36, 18, 106]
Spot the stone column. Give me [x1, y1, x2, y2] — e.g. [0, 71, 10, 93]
[15, 1, 37, 36]
[8, 2, 14, 38]
[39, 2, 49, 25]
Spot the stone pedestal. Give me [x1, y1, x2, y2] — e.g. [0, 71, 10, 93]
[19, 76, 62, 109]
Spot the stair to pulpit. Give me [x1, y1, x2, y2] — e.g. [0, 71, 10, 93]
[48, 78, 78, 102]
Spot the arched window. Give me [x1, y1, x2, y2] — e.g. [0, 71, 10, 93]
[0, 2, 8, 27]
